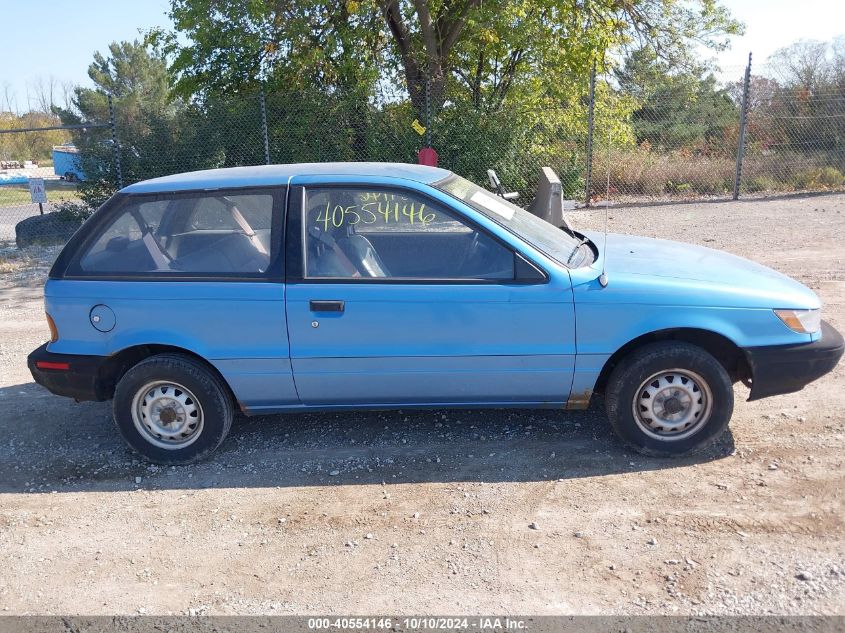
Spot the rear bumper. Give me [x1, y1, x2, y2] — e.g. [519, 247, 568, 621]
[744, 320, 844, 401]
[27, 343, 110, 402]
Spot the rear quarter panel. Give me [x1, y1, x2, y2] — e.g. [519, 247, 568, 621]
[44, 279, 297, 408]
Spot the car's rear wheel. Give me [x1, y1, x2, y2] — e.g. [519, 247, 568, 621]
[113, 354, 233, 464]
[605, 342, 733, 456]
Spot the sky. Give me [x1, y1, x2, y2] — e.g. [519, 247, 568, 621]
[0, 0, 171, 112]
[704, 0, 845, 76]
[1, 0, 844, 112]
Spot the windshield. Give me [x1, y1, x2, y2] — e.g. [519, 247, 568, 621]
[436, 175, 583, 267]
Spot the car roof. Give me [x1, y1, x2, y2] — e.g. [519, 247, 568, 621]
[120, 162, 453, 194]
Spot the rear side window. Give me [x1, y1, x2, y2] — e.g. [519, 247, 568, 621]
[77, 191, 277, 276]
[188, 195, 272, 231]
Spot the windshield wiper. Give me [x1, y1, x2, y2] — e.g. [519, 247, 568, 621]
[560, 223, 578, 239]
[566, 236, 589, 266]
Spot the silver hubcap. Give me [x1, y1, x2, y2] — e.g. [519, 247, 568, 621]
[131, 381, 203, 449]
[632, 369, 712, 441]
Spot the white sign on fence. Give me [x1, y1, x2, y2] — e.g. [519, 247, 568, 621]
[29, 178, 47, 204]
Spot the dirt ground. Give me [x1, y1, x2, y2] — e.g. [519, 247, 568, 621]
[0, 194, 843, 616]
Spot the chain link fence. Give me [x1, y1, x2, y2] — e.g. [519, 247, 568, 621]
[0, 116, 112, 246]
[2, 54, 844, 246]
[0, 118, 77, 244]
[589, 65, 747, 203]
[741, 60, 845, 195]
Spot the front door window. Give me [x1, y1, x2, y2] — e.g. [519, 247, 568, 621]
[302, 187, 514, 280]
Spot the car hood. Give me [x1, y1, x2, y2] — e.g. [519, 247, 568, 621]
[579, 231, 820, 309]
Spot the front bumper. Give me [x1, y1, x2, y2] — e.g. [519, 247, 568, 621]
[744, 320, 844, 401]
[27, 343, 110, 402]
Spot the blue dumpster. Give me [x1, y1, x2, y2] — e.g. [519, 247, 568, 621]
[52, 145, 85, 182]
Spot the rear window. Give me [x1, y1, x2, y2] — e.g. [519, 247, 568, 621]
[77, 191, 276, 276]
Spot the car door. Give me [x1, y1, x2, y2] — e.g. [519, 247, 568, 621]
[284, 178, 576, 407]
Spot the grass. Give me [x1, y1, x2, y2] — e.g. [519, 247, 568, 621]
[589, 146, 845, 200]
[0, 181, 80, 208]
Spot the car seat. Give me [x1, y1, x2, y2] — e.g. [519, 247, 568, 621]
[307, 193, 390, 277]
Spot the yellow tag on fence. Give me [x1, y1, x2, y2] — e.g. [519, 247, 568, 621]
[411, 119, 426, 136]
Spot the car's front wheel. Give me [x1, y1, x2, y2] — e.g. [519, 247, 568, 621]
[605, 342, 734, 456]
[113, 354, 233, 464]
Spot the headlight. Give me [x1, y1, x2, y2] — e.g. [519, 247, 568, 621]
[774, 309, 821, 334]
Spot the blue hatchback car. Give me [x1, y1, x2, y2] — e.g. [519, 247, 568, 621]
[28, 163, 843, 464]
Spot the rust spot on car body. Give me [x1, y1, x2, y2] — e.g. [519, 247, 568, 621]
[565, 389, 593, 410]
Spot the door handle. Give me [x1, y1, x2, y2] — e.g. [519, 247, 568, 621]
[309, 300, 345, 313]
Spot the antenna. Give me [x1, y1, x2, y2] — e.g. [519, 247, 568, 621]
[598, 99, 610, 288]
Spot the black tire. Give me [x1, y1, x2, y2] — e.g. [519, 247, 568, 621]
[113, 354, 233, 464]
[605, 342, 733, 456]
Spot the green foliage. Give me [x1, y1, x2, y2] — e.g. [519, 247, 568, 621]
[53, 199, 94, 223]
[0, 112, 70, 162]
[152, 0, 384, 98]
[60, 40, 173, 130]
[153, 0, 742, 118]
[735, 39, 845, 194]
[55, 10, 843, 205]
[744, 40, 845, 158]
[135, 0, 741, 205]
[262, 91, 417, 164]
[797, 166, 845, 189]
[77, 176, 118, 209]
[616, 48, 739, 152]
[56, 40, 176, 204]
[743, 175, 777, 193]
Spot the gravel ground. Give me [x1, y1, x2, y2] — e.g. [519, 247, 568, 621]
[0, 194, 843, 616]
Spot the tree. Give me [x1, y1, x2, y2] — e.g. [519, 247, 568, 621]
[60, 40, 172, 127]
[56, 41, 176, 206]
[616, 48, 738, 151]
[2, 81, 18, 113]
[768, 40, 832, 93]
[28, 76, 57, 114]
[153, 0, 386, 98]
[752, 40, 845, 155]
[153, 0, 742, 115]
[832, 36, 845, 85]
[0, 111, 70, 162]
